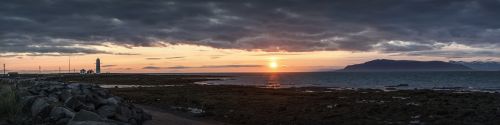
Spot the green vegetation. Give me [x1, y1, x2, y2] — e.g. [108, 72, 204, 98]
[0, 80, 20, 121]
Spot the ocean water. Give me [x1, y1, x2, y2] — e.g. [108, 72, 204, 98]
[195, 71, 500, 91]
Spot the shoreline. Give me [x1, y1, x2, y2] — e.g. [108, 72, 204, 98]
[5, 74, 500, 125]
[109, 84, 500, 125]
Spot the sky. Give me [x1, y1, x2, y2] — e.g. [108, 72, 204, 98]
[1, 0, 500, 73]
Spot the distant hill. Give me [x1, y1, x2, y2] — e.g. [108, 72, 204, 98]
[450, 61, 500, 71]
[340, 59, 472, 72]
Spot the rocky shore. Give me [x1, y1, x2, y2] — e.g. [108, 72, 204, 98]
[7, 74, 500, 125]
[0, 79, 151, 125]
[112, 85, 500, 125]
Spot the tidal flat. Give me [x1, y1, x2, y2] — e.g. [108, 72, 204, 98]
[55, 74, 500, 125]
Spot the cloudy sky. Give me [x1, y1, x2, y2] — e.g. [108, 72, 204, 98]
[1, 0, 500, 73]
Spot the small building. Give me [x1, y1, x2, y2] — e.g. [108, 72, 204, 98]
[80, 69, 86, 74]
[86, 69, 94, 74]
[7, 72, 19, 77]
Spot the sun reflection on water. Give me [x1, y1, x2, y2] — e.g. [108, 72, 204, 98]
[266, 73, 281, 89]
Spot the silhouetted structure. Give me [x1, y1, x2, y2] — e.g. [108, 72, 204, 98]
[80, 69, 86, 74]
[96, 58, 101, 74]
[68, 56, 71, 73]
[87, 69, 95, 74]
[3, 64, 5, 76]
[7, 72, 18, 77]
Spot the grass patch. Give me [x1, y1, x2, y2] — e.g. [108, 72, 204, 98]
[0, 80, 20, 121]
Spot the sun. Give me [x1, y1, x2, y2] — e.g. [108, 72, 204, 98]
[269, 61, 278, 69]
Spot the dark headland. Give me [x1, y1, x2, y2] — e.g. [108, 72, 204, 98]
[339, 59, 472, 72]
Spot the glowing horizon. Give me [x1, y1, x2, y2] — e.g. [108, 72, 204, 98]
[2, 0, 500, 73]
[1, 44, 498, 74]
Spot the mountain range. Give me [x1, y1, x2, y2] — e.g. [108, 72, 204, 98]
[339, 59, 477, 72]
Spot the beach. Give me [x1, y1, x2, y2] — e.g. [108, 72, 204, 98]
[52, 74, 500, 125]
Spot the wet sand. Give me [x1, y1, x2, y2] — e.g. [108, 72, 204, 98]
[138, 105, 224, 125]
[54, 74, 500, 125]
[111, 85, 500, 125]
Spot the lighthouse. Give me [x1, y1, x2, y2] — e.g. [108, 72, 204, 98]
[96, 58, 101, 74]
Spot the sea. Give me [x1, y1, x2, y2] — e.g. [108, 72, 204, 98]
[189, 71, 500, 91]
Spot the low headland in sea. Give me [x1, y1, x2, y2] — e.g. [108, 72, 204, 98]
[3, 73, 494, 125]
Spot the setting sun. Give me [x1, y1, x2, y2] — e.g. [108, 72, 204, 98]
[269, 61, 278, 69]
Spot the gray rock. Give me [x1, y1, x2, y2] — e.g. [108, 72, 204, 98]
[5, 79, 151, 125]
[106, 97, 120, 105]
[118, 105, 132, 118]
[64, 97, 83, 111]
[71, 110, 104, 122]
[82, 88, 92, 95]
[67, 121, 113, 125]
[114, 114, 129, 123]
[31, 97, 51, 117]
[68, 83, 81, 89]
[55, 118, 71, 125]
[82, 103, 96, 111]
[96, 89, 110, 98]
[60, 90, 73, 101]
[97, 105, 117, 118]
[47, 96, 59, 103]
[50, 107, 75, 120]
[20, 96, 38, 113]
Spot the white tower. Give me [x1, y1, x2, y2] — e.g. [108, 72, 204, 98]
[96, 58, 101, 74]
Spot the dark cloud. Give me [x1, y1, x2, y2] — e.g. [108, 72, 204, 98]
[25, 53, 86, 56]
[166, 66, 192, 69]
[1, 0, 500, 56]
[210, 55, 224, 59]
[113, 53, 141, 55]
[142, 66, 162, 70]
[199, 65, 263, 68]
[399, 50, 500, 58]
[165, 56, 185, 59]
[145, 58, 162, 60]
[102, 65, 117, 68]
[143, 65, 263, 70]
[252, 53, 304, 56]
[169, 65, 263, 69]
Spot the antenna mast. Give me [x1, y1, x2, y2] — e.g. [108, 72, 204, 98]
[68, 56, 71, 73]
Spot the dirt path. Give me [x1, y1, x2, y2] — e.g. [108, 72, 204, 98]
[137, 105, 225, 125]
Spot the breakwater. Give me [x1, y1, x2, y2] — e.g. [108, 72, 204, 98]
[1, 78, 151, 125]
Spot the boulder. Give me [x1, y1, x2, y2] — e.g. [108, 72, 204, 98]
[95, 89, 111, 98]
[65, 97, 84, 111]
[6, 79, 151, 125]
[71, 110, 104, 122]
[106, 97, 120, 105]
[97, 105, 117, 118]
[20, 96, 38, 113]
[118, 105, 133, 117]
[55, 118, 71, 125]
[67, 121, 114, 125]
[50, 107, 75, 121]
[60, 90, 73, 101]
[82, 103, 96, 111]
[67, 83, 81, 89]
[31, 97, 51, 117]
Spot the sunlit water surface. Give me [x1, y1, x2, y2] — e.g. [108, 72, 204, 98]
[188, 72, 500, 91]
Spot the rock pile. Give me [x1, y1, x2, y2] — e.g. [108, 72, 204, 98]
[8, 79, 151, 125]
